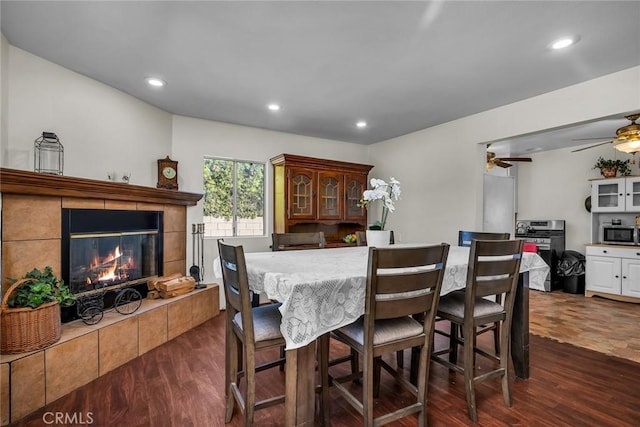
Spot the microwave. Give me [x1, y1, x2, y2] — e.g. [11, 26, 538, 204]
[599, 224, 639, 245]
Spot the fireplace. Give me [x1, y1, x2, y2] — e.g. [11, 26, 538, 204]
[61, 209, 163, 321]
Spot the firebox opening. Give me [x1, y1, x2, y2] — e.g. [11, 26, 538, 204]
[61, 209, 163, 322]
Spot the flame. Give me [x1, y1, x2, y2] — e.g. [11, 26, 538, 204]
[86, 245, 125, 283]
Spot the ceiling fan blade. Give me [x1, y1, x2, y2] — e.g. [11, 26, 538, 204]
[571, 141, 612, 152]
[495, 160, 513, 168]
[496, 157, 532, 162]
[572, 137, 614, 141]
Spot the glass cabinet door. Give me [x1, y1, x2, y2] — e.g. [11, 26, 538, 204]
[625, 177, 640, 211]
[592, 178, 625, 212]
[344, 174, 367, 220]
[318, 172, 343, 219]
[287, 168, 316, 219]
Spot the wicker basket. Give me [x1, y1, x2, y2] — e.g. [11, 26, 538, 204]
[1, 278, 62, 354]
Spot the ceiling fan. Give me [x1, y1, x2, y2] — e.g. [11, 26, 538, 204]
[486, 151, 532, 170]
[572, 113, 640, 153]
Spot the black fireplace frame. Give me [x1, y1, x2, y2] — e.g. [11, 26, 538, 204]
[61, 208, 163, 322]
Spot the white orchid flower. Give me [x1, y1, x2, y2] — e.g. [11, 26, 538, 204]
[361, 176, 401, 230]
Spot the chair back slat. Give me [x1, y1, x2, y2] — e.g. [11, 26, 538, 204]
[272, 232, 325, 251]
[458, 231, 510, 247]
[376, 269, 442, 295]
[365, 244, 449, 323]
[375, 291, 436, 320]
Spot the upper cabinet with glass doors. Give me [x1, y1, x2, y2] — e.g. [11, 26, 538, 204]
[272, 154, 373, 246]
[591, 177, 640, 212]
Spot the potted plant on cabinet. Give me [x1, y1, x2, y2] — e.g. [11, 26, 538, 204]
[1, 266, 75, 354]
[593, 157, 631, 178]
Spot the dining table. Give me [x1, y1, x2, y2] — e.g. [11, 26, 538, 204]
[214, 243, 550, 426]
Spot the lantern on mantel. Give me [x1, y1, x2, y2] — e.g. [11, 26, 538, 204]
[34, 132, 64, 175]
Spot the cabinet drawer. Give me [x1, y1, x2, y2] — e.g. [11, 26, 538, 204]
[586, 246, 640, 259]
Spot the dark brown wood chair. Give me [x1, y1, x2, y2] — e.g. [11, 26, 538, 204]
[355, 230, 395, 246]
[271, 232, 325, 251]
[431, 239, 524, 422]
[217, 240, 286, 426]
[456, 230, 511, 354]
[322, 243, 450, 426]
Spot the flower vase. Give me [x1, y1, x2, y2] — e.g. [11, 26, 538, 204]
[366, 230, 392, 247]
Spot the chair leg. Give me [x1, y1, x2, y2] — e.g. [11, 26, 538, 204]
[318, 334, 330, 427]
[463, 323, 478, 422]
[449, 322, 459, 368]
[396, 349, 404, 368]
[245, 344, 256, 427]
[494, 322, 501, 355]
[500, 321, 512, 408]
[279, 345, 286, 371]
[363, 353, 375, 426]
[373, 356, 382, 398]
[225, 334, 239, 423]
[350, 348, 359, 380]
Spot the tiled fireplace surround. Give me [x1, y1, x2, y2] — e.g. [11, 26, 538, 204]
[0, 168, 220, 425]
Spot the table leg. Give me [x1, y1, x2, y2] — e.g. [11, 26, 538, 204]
[511, 271, 530, 379]
[284, 341, 316, 426]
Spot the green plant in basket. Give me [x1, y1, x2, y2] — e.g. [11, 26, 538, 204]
[8, 266, 75, 309]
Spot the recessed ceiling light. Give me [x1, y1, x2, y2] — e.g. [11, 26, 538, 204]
[267, 103, 280, 111]
[550, 36, 579, 50]
[146, 77, 166, 87]
[356, 121, 367, 128]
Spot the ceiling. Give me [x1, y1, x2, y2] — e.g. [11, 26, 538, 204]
[1, 1, 640, 153]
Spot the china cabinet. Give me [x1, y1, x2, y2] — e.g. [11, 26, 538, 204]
[271, 154, 373, 246]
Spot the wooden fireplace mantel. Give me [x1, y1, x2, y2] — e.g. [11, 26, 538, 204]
[0, 168, 202, 206]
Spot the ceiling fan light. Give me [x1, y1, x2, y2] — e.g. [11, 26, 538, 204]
[614, 140, 640, 154]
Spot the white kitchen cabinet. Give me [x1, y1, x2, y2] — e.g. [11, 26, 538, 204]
[591, 177, 640, 212]
[586, 245, 640, 302]
[624, 177, 640, 211]
[622, 257, 640, 298]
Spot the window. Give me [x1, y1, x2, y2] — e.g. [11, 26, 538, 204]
[203, 158, 265, 237]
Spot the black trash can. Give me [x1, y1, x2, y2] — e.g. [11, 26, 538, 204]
[557, 250, 586, 294]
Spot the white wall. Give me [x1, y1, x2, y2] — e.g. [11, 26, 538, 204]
[3, 46, 172, 184]
[367, 66, 640, 249]
[171, 115, 369, 303]
[1, 34, 9, 160]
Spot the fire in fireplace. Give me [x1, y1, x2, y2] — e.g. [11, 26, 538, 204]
[62, 209, 163, 296]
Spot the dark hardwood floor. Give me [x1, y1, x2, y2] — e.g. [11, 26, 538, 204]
[12, 307, 640, 426]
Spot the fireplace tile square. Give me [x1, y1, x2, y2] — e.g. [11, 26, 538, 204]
[138, 306, 168, 355]
[105, 200, 137, 210]
[11, 352, 45, 422]
[2, 240, 61, 292]
[163, 204, 186, 232]
[62, 198, 105, 209]
[45, 333, 98, 403]
[168, 298, 192, 340]
[164, 231, 186, 262]
[163, 260, 185, 276]
[2, 194, 60, 241]
[99, 317, 138, 376]
[1, 363, 10, 425]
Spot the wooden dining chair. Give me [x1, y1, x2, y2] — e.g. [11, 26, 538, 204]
[431, 239, 524, 422]
[217, 240, 286, 426]
[355, 230, 395, 246]
[456, 230, 511, 355]
[271, 231, 325, 251]
[322, 243, 450, 426]
[355, 229, 402, 373]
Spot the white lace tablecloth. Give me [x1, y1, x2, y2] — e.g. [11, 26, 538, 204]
[214, 245, 549, 350]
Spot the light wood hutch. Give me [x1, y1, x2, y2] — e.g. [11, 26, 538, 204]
[270, 154, 373, 246]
